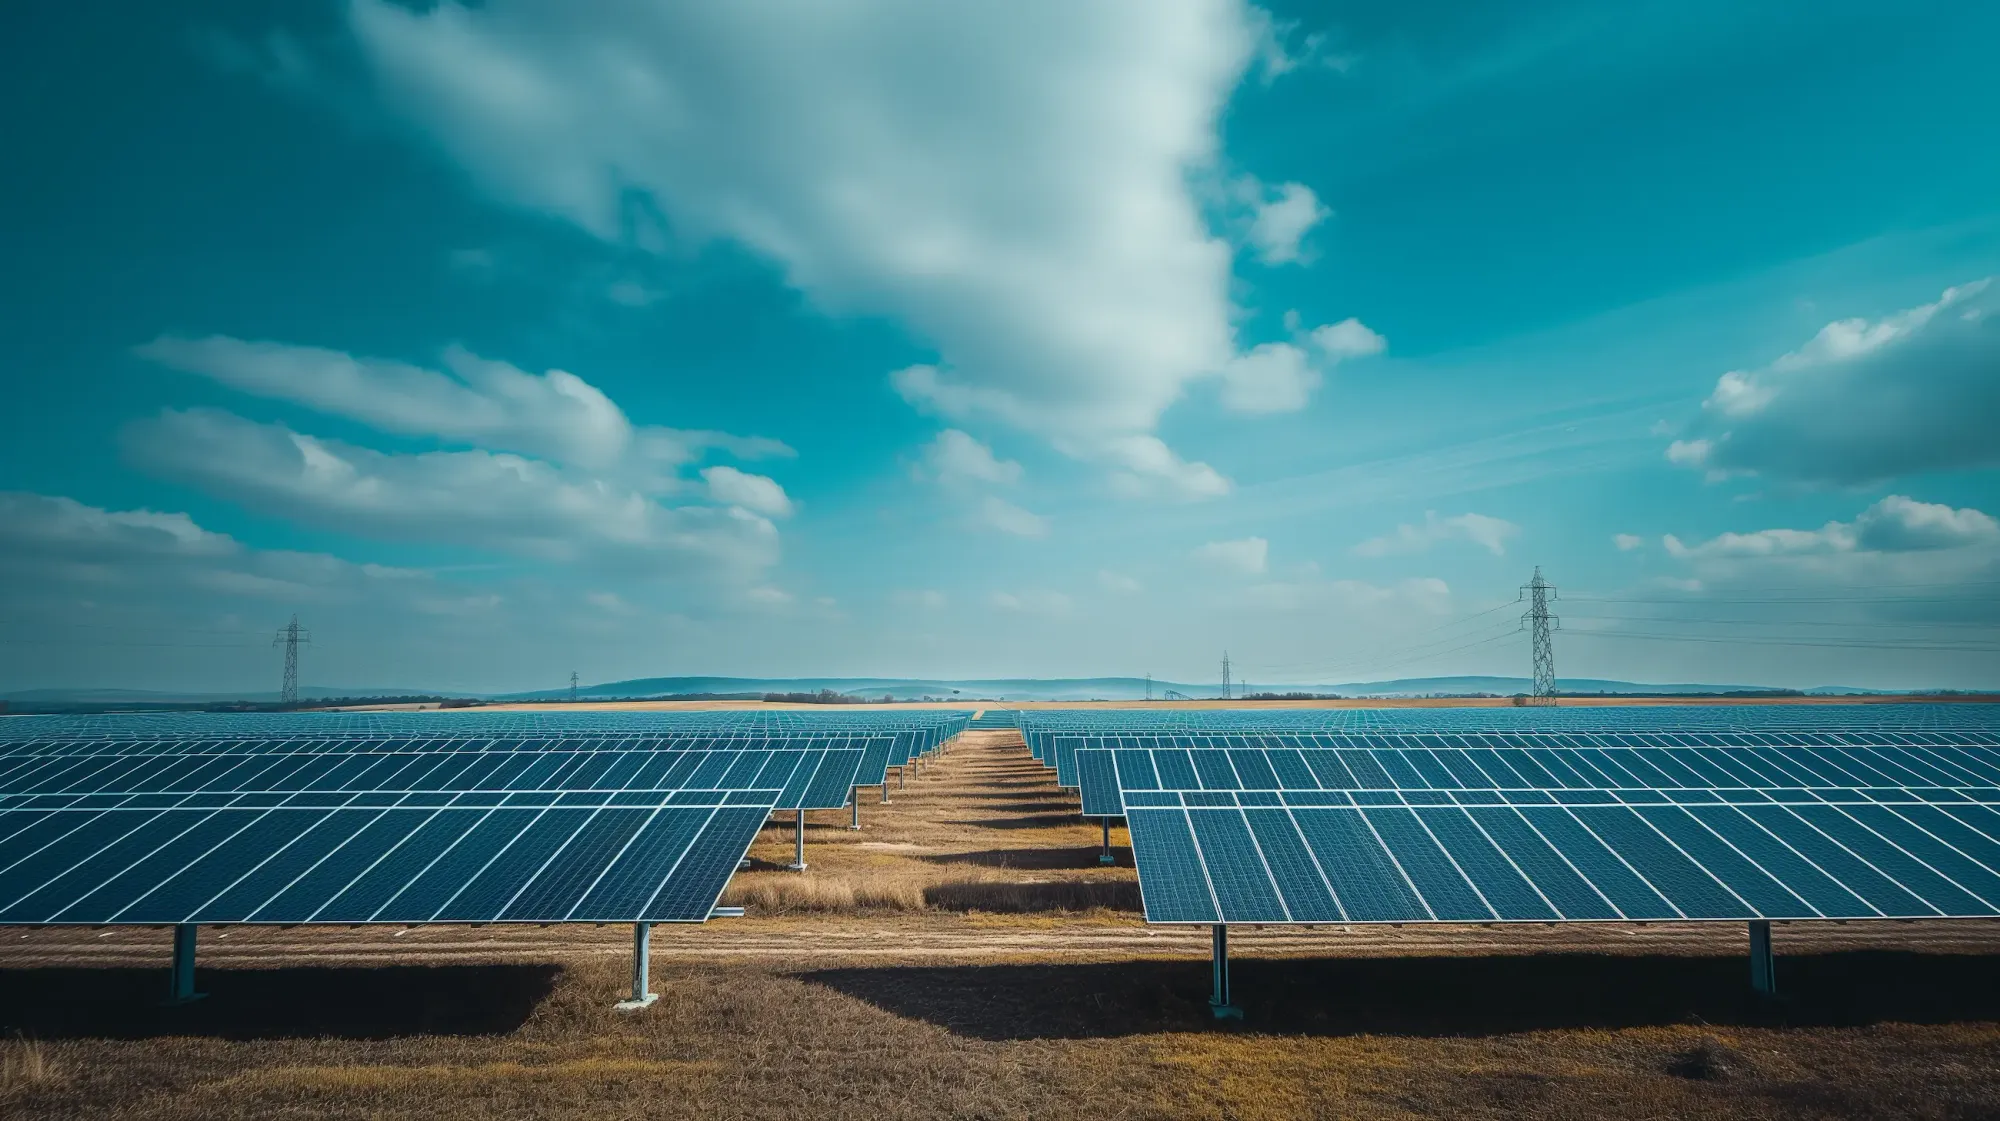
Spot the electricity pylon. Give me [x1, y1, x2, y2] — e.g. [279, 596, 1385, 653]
[1519, 567, 1559, 705]
[273, 615, 311, 705]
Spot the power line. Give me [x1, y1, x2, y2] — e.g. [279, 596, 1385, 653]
[1564, 628, 2000, 653]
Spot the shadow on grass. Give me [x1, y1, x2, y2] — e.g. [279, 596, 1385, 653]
[948, 814, 1081, 831]
[802, 950, 2000, 1041]
[922, 846, 1132, 870]
[0, 963, 558, 1040]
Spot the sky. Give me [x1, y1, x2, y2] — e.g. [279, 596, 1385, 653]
[2, 0, 1998, 695]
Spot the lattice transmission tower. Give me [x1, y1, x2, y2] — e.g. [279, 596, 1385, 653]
[1220, 652, 1232, 701]
[1519, 567, 1559, 705]
[272, 615, 311, 705]
[569, 671, 580, 703]
[1144, 673, 1152, 701]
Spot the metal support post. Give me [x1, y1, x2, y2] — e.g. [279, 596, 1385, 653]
[880, 782, 890, 805]
[1099, 818, 1115, 865]
[1209, 924, 1241, 1019]
[850, 793, 861, 830]
[165, 923, 205, 1005]
[615, 922, 658, 1010]
[898, 766, 906, 790]
[1749, 920, 1776, 996]
[789, 809, 808, 871]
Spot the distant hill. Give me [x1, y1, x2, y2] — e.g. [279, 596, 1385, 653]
[4, 675, 1926, 710]
[500, 675, 1909, 703]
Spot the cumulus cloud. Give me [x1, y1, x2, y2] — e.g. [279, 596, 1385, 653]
[0, 490, 428, 607]
[922, 429, 1022, 486]
[1218, 317, 1384, 414]
[701, 465, 794, 518]
[123, 408, 780, 572]
[1613, 533, 1645, 551]
[342, 0, 1287, 496]
[1193, 536, 1269, 576]
[1353, 511, 1519, 557]
[979, 496, 1050, 538]
[1245, 181, 1328, 265]
[1664, 495, 1998, 560]
[136, 334, 790, 478]
[1668, 279, 2000, 485]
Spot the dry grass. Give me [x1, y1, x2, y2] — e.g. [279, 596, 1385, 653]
[0, 1036, 62, 1093]
[722, 872, 927, 914]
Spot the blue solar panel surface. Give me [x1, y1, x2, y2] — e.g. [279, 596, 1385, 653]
[1080, 743, 2000, 924]
[0, 737, 867, 926]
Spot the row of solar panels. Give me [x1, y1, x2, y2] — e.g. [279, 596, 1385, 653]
[0, 715, 971, 927]
[1034, 730, 2000, 791]
[1066, 742, 2000, 926]
[0, 710, 973, 740]
[1017, 703, 2000, 734]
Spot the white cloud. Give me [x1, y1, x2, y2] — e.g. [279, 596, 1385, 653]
[743, 586, 793, 608]
[1310, 318, 1386, 359]
[1218, 317, 1385, 415]
[701, 465, 794, 518]
[1669, 279, 2000, 485]
[1246, 181, 1328, 265]
[1100, 434, 1231, 499]
[1665, 496, 1999, 561]
[1353, 511, 1519, 557]
[344, 0, 1273, 493]
[0, 490, 428, 608]
[137, 335, 629, 469]
[990, 589, 1072, 615]
[979, 496, 1050, 538]
[1098, 569, 1142, 594]
[1193, 536, 1269, 576]
[123, 408, 780, 572]
[135, 335, 790, 478]
[1220, 342, 1318, 413]
[1613, 533, 1645, 551]
[923, 429, 1022, 486]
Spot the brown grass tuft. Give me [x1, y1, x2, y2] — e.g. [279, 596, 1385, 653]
[721, 873, 926, 914]
[0, 1036, 61, 1092]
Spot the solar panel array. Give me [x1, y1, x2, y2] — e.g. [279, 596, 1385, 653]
[0, 710, 973, 928]
[1035, 705, 2000, 928]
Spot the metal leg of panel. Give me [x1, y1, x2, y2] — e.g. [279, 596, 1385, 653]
[850, 793, 861, 831]
[1749, 920, 1776, 997]
[164, 924, 205, 1005]
[880, 782, 891, 805]
[1209, 924, 1242, 1020]
[1099, 818, 1115, 866]
[789, 809, 808, 872]
[615, 922, 658, 1010]
[898, 766, 906, 790]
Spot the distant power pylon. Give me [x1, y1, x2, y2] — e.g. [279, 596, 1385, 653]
[1519, 567, 1560, 705]
[569, 671, 580, 703]
[272, 615, 311, 706]
[1220, 652, 1233, 701]
[1144, 673, 1153, 701]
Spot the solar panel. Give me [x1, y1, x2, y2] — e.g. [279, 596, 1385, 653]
[1079, 745, 2000, 924]
[1050, 728, 2000, 791]
[0, 740, 863, 926]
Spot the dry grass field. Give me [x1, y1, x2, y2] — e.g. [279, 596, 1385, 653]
[4, 729, 2000, 1120]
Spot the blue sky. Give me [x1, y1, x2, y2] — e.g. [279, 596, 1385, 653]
[3, 0, 1998, 694]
